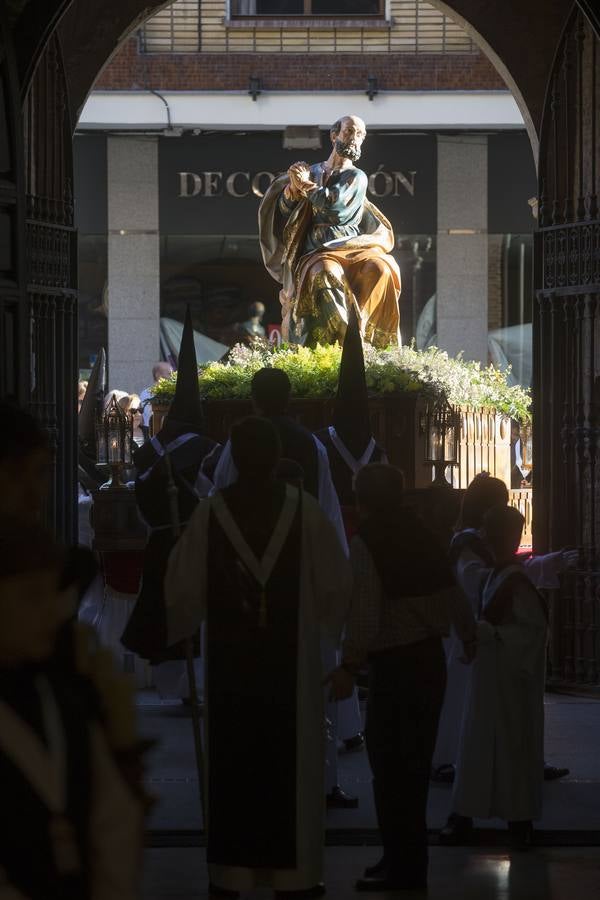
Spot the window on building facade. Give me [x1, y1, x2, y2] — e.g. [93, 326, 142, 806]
[139, 0, 199, 53]
[139, 0, 477, 54]
[230, 0, 383, 15]
[487, 233, 533, 389]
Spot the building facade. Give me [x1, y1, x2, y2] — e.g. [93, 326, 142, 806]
[75, 0, 537, 394]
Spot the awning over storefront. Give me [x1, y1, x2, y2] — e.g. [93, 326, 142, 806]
[77, 90, 524, 132]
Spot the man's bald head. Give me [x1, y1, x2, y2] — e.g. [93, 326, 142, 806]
[332, 115, 366, 136]
[152, 362, 173, 382]
[331, 115, 367, 162]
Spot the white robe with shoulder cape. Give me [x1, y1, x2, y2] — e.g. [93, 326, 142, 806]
[434, 538, 565, 769]
[164, 485, 351, 892]
[452, 563, 547, 821]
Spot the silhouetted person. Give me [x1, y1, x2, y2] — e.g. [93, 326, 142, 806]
[236, 300, 266, 344]
[326, 464, 475, 892]
[315, 304, 387, 540]
[78, 348, 107, 490]
[213, 366, 345, 535]
[0, 523, 143, 900]
[0, 402, 52, 524]
[139, 361, 174, 442]
[122, 307, 219, 698]
[165, 416, 350, 898]
[316, 306, 386, 771]
[450, 505, 549, 850]
[510, 420, 531, 488]
[439, 474, 573, 842]
[213, 371, 357, 806]
[432, 473, 508, 789]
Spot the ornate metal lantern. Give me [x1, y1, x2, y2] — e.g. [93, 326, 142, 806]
[95, 395, 134, 490]
[423, 398, 461, 487]
[520, 421, 533, 479]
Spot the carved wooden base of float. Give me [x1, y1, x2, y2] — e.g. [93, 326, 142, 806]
[152, 395, 512, 492]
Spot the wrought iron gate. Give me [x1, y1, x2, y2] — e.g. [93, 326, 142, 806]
[23, 31, 77, 541]
[535, 4, 600, 686]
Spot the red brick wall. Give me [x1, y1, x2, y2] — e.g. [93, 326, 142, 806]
[95, 36, 507, 91]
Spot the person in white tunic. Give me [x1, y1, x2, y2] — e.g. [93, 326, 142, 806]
[451, 504, 549, 849]
[435, 473, 575, 800]
[165, 416, 351, 899]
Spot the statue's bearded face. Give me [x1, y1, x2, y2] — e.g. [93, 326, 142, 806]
[333, 116, 366, 162]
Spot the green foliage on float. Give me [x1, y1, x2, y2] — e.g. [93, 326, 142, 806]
[151, 341, 531, 423]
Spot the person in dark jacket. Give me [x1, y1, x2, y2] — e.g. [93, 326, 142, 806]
[327, 464, 476, 892]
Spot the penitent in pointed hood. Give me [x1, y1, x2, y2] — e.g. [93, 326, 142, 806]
[332, 304, 372, 459]
[163, 305, 204, 435]
[78, 348, 106, 457]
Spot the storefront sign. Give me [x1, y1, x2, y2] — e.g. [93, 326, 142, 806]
[176, 165, 417, 201]
[159, 132, 437, 235]
[73, 131, 537, 237]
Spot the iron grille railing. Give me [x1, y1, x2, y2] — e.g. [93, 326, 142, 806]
[509, 487, 533, 548]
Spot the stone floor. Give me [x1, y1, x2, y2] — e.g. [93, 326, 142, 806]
[139, 691, 600, 835]
[139, 689, 600, 897]
[142, 845, 600, 899]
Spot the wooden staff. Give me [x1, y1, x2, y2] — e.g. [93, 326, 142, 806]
[164, 452, 206, 823]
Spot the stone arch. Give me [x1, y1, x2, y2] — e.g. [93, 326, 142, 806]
[424, 0, 541, 159]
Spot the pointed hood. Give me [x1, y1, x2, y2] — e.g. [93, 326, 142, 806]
[163, 305, 204, 436]
[332, 305, 372, 458]
[78, 348, 106, 457]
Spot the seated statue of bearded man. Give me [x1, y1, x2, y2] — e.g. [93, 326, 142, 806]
[259, 114, 401, 348]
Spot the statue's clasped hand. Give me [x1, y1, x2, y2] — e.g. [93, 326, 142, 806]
[286, 161, 317, 200]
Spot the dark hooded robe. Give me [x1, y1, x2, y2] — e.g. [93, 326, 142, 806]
[121, 308, 219, 663]
[315, 306, 387, 538]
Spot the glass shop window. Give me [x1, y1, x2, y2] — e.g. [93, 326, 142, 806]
[488, 233, 533, 389]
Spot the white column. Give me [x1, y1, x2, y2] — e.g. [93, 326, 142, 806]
[107, 136, 160, 396]
[436, 134, 488, 364]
